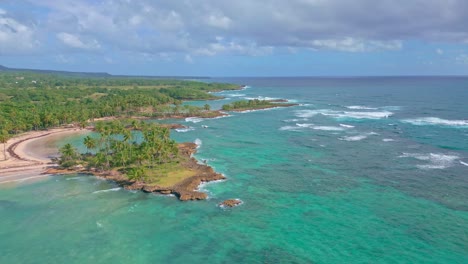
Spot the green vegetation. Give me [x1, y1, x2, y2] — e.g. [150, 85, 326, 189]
[222, 99, 295, 111]
[0, 71, 239, 138]
[58, 120, 184, 183]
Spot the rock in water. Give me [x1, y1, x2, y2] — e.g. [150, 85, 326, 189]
[220, 199, 242, 207]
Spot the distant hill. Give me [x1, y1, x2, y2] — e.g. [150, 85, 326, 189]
[0, 65, 209, 79]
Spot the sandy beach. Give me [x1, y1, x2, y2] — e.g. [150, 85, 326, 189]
[0, 128, 90, 184]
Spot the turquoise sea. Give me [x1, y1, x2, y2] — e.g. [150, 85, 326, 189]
[1, 77, 468, 263]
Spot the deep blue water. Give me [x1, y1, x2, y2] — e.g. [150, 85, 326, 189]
[1, 77, 467, 263]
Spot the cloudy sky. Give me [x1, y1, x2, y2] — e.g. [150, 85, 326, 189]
[1, 0, 468, 76]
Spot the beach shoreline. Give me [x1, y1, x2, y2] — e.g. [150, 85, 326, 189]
[0, 128, 90, 184]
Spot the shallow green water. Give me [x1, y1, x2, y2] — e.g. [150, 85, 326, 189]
[1, 77, 467, 263]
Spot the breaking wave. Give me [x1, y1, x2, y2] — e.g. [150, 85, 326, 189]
[399, 153, 460, 169]
[93, 187, 121, 194]
[346, 105, 378, 110]
[295, 109, 393, 120]
[194, 138, 202, 148]
[339, 132, 378, 141]
[175, 127, 195, 133]
[185, 117, 204, 123]
[401, 117, 468, 128]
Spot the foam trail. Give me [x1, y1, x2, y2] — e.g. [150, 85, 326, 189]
[382, 138, 395, 142]
[339, 132, 377, 141]
[279, 126, 302, 131]
[340, 135, 368, 141]
[295, 109, 393, 120]
[93, 187, 121, 194]
[346, 105, 378, 110]
[339, 124, 355, 128]
[225, 93, 245, 97]
[399, 153, 459, 169]
[401, 117, 468, 128]
[175, 127, 195, 133]
[311, 126, 345, 131]
[460, 161, 468, 167]
[185, 117, 203, 123]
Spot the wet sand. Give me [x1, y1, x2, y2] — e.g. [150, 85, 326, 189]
[0, 128, 90, 184]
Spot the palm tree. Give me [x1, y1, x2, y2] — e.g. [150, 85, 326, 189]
[83, 136, 96, 154]
[0, 130, 9, 160]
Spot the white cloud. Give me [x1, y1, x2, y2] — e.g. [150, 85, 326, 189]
[205, 14, 232, 29]
[56, 32, 100, 50]
[3, 0, 468, 57]
[455, 54, 468, 64]
[184, 54, 194, 63]
[0, 12, 39, 55]
[309, 38, 402, 52]
[436, 48, 444, 55]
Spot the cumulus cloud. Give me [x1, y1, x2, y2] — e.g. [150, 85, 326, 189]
[56, 32, 100, 50]
[0, 10, 39, 55]
[4, 0, 468, 56]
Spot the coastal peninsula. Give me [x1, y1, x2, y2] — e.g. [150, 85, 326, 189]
[222, 99, 298, 112]
[45, 120, 225, 200]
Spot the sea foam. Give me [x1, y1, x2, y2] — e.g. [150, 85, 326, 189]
[399, 153, 460, 169]
[339, 132, 378, 141]
[346, 105, 378, 110]
[194, 138, 202, 148]
[295, 109, 393, 120]
[401, 117, 468, 128]
[93, 187, 121, 194]
[175, 127, 195, 133]
[185, 117, 204, 123]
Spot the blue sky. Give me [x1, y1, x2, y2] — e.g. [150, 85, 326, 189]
[1, 0, 468, 76]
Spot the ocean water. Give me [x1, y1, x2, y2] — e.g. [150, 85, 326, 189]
[1, 77, 468, 263]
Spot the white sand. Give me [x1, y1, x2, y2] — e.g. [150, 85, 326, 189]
[0, 128, 90, 184]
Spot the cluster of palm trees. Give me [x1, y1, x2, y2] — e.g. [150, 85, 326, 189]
[58, 120, 179, 181]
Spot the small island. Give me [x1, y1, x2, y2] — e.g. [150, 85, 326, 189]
[221, 99, 297, 112]
[46, 120, 225, 200]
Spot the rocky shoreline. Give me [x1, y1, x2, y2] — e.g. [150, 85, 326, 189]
[44, 142, 226, 201]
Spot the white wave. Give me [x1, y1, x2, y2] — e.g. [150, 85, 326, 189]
[93, 187, 121, 194]
[339, 135, 368, 141]
[295, 109, 393, 120]
[346, 105, 378, 110]
[296, 123, 314, 128]
[240, 85, 250, 90]
[283, 118, 308, 122]
[399, 153, 459, 169]
[339, 124, 355, 128]
[197, 179, 226, 195]
[336, 111, 393, 119]
[311, 126, 345, 131]
[175, 127, 195, 133]
[460, 161, 468, 167]
[194, 138, 202, 148]
[185, 117, 203, 123]
[382, 138, 395, 142]
[279, 126, 303, 131]
[401, 117, 468, 128]
[339, 132, 377, 141]
[225, 93, 245, 97]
